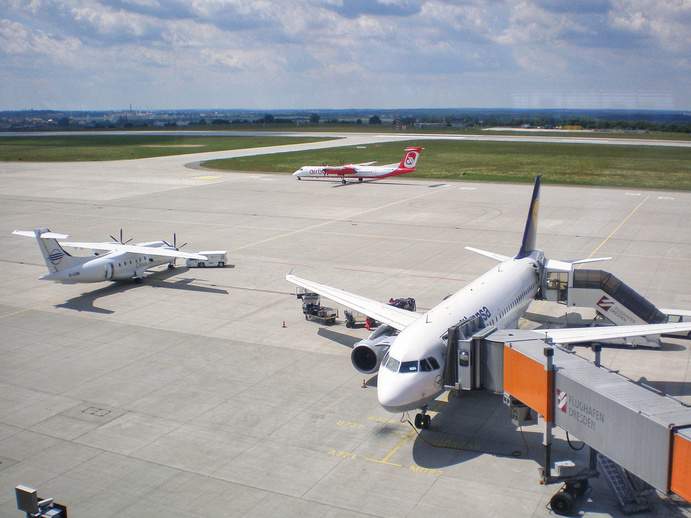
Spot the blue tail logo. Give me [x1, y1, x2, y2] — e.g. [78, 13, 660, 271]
[48, 248, 64, 265]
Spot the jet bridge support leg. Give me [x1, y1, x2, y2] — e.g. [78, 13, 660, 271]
[542, 345, 555, 484]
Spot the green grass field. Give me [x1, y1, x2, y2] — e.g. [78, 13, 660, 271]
[201, 140, 691, 190]
[0, 135, 329, 161]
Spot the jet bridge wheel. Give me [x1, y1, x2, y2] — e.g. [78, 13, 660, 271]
[549, 490, 575, 516]
[414, 413, 431, 430]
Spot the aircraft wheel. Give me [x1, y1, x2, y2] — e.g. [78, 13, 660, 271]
[342, 178, 346, 185]
[218, 261, 224, 268]
[414, 414, 423, 429]
[167, 263, 175, 270]
[359, 178, 363, 183]
[199, 262, 205, 268]
[422, 415, 431, 429]
[134, 277, 143, 284]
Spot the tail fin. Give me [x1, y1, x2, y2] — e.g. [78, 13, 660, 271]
[13, 228, 84, 273]
[399, 147, 423, 170]
[516, 176, 541, 258]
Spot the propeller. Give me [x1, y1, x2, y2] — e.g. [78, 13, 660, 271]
[163, 233, 187, 251]
[109, 228, 132, 244]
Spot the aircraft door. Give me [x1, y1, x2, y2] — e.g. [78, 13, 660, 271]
[105, 262, 114, 280]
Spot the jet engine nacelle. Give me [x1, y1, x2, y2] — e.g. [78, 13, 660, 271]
[350, 325, 397, 374]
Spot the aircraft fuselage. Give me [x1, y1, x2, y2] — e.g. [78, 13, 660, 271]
[377, 253, 542, 412]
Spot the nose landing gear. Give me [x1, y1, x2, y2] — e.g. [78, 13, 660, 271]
[413, 407, 431, 429]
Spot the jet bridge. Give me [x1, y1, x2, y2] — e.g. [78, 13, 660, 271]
[443, 324, 691, 509]
[541, 267, 685, 347]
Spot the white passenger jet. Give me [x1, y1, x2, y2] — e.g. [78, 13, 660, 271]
[287, 177, 691, 428]
[13, 228, 207, 283]
[293, 146, 423, 184]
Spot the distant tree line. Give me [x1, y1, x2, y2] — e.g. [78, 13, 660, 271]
[3, 111, 690, 133]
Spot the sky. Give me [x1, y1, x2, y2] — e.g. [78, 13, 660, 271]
[1, 0, 690, 111]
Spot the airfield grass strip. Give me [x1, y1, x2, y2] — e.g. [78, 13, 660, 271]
[201, 139, 691, 191]
[0, 135, 330, 162]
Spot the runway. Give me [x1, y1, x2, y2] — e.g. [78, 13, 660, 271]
[2, 129, 691, 150]
[0, 145, 690, 516]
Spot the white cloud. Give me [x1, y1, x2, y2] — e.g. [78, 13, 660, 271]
[0, 0, 689, 109]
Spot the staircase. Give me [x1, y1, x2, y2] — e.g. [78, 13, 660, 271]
[597, 454, 652, 514]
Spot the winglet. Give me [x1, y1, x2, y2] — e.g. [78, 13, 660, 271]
[516, 176, 541, 258]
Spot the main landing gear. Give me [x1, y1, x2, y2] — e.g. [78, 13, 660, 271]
[341, 178, 347, 185]
[414, 407, 431, 429]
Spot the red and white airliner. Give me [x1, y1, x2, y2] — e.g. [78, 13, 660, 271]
[292, 146, 424, 184]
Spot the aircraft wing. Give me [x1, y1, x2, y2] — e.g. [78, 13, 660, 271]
[531, 322, 691, 345]
[286, 274, 419, 331]
[60, 241, 208, 260]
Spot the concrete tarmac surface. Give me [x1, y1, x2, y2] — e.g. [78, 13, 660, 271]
[1, 146, 690, 517]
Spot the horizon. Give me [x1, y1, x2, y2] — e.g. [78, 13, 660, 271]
[3, 107, 690, 115]
[2, 1, 690, 111]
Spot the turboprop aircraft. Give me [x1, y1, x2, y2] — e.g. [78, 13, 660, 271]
[287, 176, 691, 429]
[13, 228, 207, 283]
[292, 146, 423, 184]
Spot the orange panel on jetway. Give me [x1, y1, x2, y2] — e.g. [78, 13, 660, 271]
[503, 345, 552, 421]
[671, 430, 691, 502]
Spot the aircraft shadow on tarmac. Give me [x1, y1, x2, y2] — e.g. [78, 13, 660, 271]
[317, 327, 359, 348]
[331, 180, 437, 188]
[55, 266, 228, 314]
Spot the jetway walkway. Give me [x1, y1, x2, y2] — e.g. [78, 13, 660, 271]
[442, 320, 691, 512]
[542, 268, 689, 347]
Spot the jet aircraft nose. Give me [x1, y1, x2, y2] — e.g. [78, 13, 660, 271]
[292, 168, 303, 176]
[377, 365, 420, 412]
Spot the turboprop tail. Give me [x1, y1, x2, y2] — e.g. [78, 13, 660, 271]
[13, 228, 86, 274]
[398, 147, 423, 170]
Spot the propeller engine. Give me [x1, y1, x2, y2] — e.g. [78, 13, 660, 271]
[163, 233, 188, 251]
[162, 233, 188, 268]
[109, 228, 132, 245]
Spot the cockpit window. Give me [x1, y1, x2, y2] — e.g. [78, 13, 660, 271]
[385, 356, 400, 372]
[420, 358, 431, 372]
[400, 361, 418, 373]
[428, 357, 440, 370]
